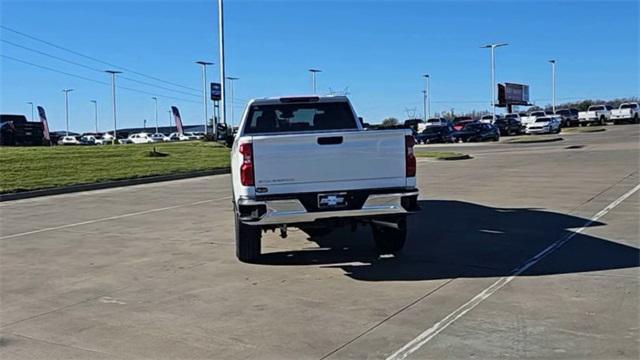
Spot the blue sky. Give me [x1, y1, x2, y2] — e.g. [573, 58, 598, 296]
[1, 0, 638, 132]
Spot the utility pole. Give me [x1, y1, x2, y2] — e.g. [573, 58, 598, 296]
[309, 69, 321, 94]
[226, 76, 239, 127]
[422, 74, 430, 120]
[481, 43, 508, 121]
[62, 89, 73, 136]
[105, 70, 122, 144]
[218, 0, 227, 125]
[90, 100, 98, 133]
[26, 102, 35, 121]
[549, 59, 556, 113]
[196, 61, 214, 135]
[151, 97, 159, 133]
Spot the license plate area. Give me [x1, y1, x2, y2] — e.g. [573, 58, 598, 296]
[317, 192, 348, 209]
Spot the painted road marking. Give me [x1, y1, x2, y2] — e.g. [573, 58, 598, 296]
[0, 196, 231, 240]
[386, 183, 640, 360]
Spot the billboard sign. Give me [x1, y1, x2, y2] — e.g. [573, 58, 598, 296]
[499, 83, 529, 106]
[210, 82, 221, 101]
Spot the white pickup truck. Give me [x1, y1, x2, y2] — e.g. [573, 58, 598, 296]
[578, 105, 612, 126]
[231, 96, 419, 262]
[521, 110, 548, 126]
[610, 102, 639, 124]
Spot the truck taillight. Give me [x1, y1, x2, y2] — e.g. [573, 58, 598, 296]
[239, 143, 254, 186]
[405, 135, 416, 177]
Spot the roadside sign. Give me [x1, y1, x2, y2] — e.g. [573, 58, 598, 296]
[211, 82, 221, 101]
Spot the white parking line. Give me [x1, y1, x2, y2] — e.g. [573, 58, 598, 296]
[386, 183, 640, 360]
[0, 196, 231, 240]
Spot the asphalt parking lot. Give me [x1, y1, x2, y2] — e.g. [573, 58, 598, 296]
[1, 125, 639, 359]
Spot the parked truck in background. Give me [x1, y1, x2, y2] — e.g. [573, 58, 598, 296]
[610, 103, 639, 124]
[578, 105, 612, 126]
[231, 96, 419, 262]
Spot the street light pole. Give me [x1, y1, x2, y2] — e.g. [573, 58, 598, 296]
[218, 0, 227, 125]
[27, 102, 35, 121]
[105, 70, 122, 144]
[151, 97, 159, 133]
[309, 69, 321, 94]
[62, 89, 73, 136]
[90, 100, 98, 133]
[422, 74, 430, 120]
[226, 77, 238, 127]
[481, 43, 508, 121]
[196, 61, 214, 135]
[549, 59, 556, 113]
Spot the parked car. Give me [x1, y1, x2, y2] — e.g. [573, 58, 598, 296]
[403, 119, 427, 133]
[493, 117, 524, 136]
[126, 132, 154, 144]
[452, 116, 474, 131]
[79, 135, 98, 145]
[521, 111, 547, 126]
[185, 131, 204, 140]
[555, 108, 580, 127]
[59, 135, 80, 145]
[231, 95, 418, 262]
[525, 116, 561, 134]
[415, 125, 455, 144]
[425, 117, 449, 127]
[479, 114, 501, 124]
[453, 122, 500, 142]
[150, 133, 170, 142]
[578, 105, 612, 126]
[610, 103, 639, 124]
[169, 132, 191, 141]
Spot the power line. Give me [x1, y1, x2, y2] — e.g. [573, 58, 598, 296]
[2, 39, 200, 98]
[1, 54, 199, 104]
[0, 25, 201, 93]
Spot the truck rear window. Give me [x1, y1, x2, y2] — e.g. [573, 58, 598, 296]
[244, 102, 357, 134]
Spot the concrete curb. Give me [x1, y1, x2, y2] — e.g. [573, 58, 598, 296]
[0, 168, 230, 202]
[562, 128, 606, 134]
[507, 137, 564, 144]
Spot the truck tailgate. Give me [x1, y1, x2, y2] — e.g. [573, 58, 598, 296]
[251, 130, 408, 195]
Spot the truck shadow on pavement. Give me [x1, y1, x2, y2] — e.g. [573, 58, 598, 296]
[258, 200, 640, 281]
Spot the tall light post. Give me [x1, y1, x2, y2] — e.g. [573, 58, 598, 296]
[549, 59, 556, 113]
[481, 43, 508, 120]
[151, 97, 159, 133]
[90, 100, 98, 133]
[26, 102, 35, 121]
[196, 61, 214, 135]
[226, 76, 239, 127]
[105, 70, 122, 144]
[309, 69, 322, 94]
[62, 89, 73, 136]
[218, 0, 227, 125]
[422, 74, 430, 120]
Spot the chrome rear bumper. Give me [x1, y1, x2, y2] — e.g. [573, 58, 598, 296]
[238, 191, 419, 225]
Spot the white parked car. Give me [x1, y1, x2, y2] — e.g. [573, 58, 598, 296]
[127, 132, 154, 144]
[79, 135, 98, 145]
[479, 114, 501, 124]
[505, 113, 522, 122]
[59, 135, 80, 145]
[525, 116, 561, 134]
[101, 133, 115, 144]
[610, 103, 639, 124]
[578, 105, 612, 126]
[185, 131, 205, 140]
[231, 95, 418, 262]
[150, 133, 170, 142]
[521, 111, 548, 126]
[425, 117, 449, 127]
[169, 132, 191, 141]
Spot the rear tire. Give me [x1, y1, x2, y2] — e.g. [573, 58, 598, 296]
[235, 213, 261, 263]
[635, 114, 639, 124]
[372, 217, 407, 255]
